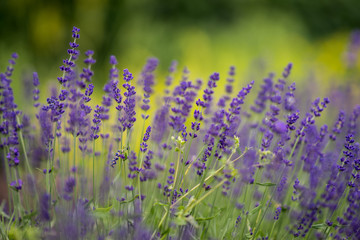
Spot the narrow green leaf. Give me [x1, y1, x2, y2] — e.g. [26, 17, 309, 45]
[255, 182, 276, 187]
[119, 195, 139, 204]
[250, 205, 262, 215]
[311, 223, 327, 229]
[196, 211, 221, 222]
[94, 205, 113, 212]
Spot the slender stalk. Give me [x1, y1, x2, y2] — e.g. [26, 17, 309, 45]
[184, 179, 226, 213]
[171, 149, 248, 208]
[172, 151, 182, 191]
[251, 165, 287, 239]
[3, 152, 12, 213]
[17, 116, 39, 203]
[240, 184, 249, 238]
[195, 138, 220, 199]
[179, 144, 206, 188]
[92, 139, 96, 204]
[268, 219, 277, 239]
[151, 207, 168, 239]
[137, 119, 147, 211]
[72, 131, 77, 203]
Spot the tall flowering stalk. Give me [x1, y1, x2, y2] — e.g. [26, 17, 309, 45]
[57, 27, 80, 86]
[119, 69, 136, 138]
[140, 58, 159, 120]
[0, 53, 24, 218]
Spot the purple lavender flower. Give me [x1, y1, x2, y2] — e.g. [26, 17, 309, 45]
[10, 179, 23, 191]
[251, 73, 273, 113]
[58, 26, 80, 85]
[348, 105, 360, 135]
[329, 110, 345, 141]
[162, 163, 175, 197]
[42, 96, 65, 122]
[79, 50, 96, 85]
[152, 104, 169, 143]
[119, 69, 136, 130]
[198, 72, 220, 115]
[190, 73, 221, 139]
[218, 66, 236, 107]
[274, 206, 282, 220]
[125, 151, 138, 191]
[110, 150, 124, 168]
[211, 81, 254, 157]
[345, 30, 360, 68]
[169, 80, 197, 134]
[287, 111, 299, 131]
[140, 126, 151, 153]
[140, 58, 159, 119]
[165, 60, 178, 91]
[40, 193, 51, 221]
[282, 62, 293, 78]
[90, 105, 108, 140]
[63, 176, 76, 200]
[32, 72, 40, 107]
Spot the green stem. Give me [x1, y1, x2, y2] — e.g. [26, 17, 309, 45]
[93, 139, 96, 204]
[170, 149, 248, 208]
[240, 184, 249, 238]
[179, 144, 206, 188]
[3, 151, 12, 213]
[184, 179, 226, 213]
[251, 166, 287, 239]
[137, 120, 147, 211]
[72, 131, 77, 204]
[268, 220, 277, 240]
[17, 116, 39, 204]
[195, 138, 220, 199]
[172, 151, 182, 191]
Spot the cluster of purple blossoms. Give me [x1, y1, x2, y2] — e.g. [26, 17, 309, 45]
[10, 179, 23, 191]
[90, 105, 108, 140]
[192, 72, 221, 175]
[140, 150, 156, 182]
[140, 126, 151, 152]
[169, 77, 198, 135]
[140, 58, 159, 119]
[79, 50, 96, 84]
[32, 72, 40, 107]
[274, 206, 282, 220]
[218, 66, 235, 108]
[119, 69, 136, 131]
[345, 30, 360, 68]
[162, 162, 175, 197]
[165, 60, 178, 93]
[0, 53, 22, 178]
[125, 151, 138, 191]
[250, 73, 274, 114]
[63, 176, 76, 201]
[190, 73, 219, 141]
[58, 26, 80, 85]
[197, 72, 220, 113]
[329, 110, 346, 141]
[98, 56, 118, 135]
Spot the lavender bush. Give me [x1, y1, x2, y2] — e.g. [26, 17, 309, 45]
[0, 26, 360, 240]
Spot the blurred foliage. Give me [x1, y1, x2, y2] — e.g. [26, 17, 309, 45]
[145, 0, 360, 38]
[0, 0, 360, 111]
[1, 0, 360, 63]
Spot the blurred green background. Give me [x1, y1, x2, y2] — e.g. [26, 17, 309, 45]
[1, 0, 360, 110]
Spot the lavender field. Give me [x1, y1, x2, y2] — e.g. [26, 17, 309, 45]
[0, 24, 360, 240]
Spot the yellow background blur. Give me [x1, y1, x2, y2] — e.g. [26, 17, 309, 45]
[1, 0, 360, 112]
